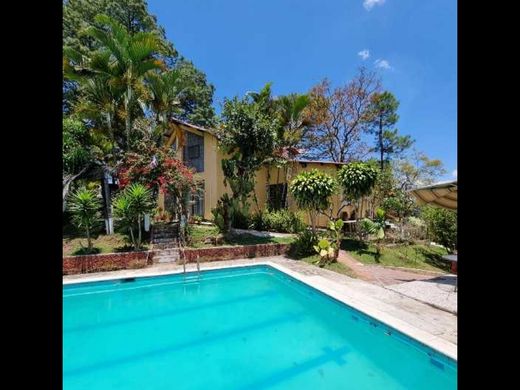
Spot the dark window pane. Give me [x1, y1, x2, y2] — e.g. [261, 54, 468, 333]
[183, 132, 204, 172]
[268, 184, 287, 210]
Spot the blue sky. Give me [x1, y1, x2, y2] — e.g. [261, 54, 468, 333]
[148, 0, 457, 180]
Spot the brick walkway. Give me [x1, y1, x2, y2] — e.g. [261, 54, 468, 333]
[336, 250, 443, 286]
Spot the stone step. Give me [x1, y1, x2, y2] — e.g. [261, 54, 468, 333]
[153, 243, 180, 250]
[153, 233, 177, 239]
[152, 238, 178, 243]
[154, 249, 180, 255]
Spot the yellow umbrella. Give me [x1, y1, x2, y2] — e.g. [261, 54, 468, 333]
[409, 180, 457, 210]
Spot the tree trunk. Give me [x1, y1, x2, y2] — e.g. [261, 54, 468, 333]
[63, 167, 88, 212]
[129, 227, 135, 249]
[86, 225, 92, 251]
[125, 85, 133, 151]
[379, 116, 384, 171]
[101, 176, 114, 235]
[137, 215, 142, 250]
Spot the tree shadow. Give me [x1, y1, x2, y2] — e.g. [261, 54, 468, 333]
[413, 247, 451, 272]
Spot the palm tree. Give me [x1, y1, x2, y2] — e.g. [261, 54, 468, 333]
[81, 14, 164, 150]
[68, 188, 102, 252]
[146, 69, 192, 145]
[274, 94, 311, 208]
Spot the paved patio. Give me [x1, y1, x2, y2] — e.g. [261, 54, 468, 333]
[64, 255, 457, 359]
[337, 250, 457, 314]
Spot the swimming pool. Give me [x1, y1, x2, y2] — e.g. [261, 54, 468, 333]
[63, 265, 457, 389]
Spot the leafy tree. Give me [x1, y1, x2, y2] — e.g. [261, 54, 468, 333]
[173, 59, 217, 127]
[337, 162, 379, 239]
[113, 183, 155, 250]
[68, 187, 102, 252]
[366, 91, 413, 170]
[303, 67, 381, 162]
[421, 206, 457, 252]
[81, 14, 165, 150]
[381, 189, 417, 239]
[393, 150, 446, 190]
[63, 0, 175, 55]
[117, 141, 196, 241]
[63, 0, 216, 126]
[63, 117, 102, 210]
[219, 84, 279, 212]
[337, 162, 379, 202]
[289, 169, 337, 234]
[63, 0, 176, 112]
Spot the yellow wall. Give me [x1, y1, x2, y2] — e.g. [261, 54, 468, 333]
[251, 162, 367, 227]
[161, 126, 369, 227]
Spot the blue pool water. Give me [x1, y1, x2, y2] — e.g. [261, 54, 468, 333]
[63, 265, 457, 389]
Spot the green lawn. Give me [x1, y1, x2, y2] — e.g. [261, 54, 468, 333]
[341, 239, 450, 272]
[297, 254, 357, 278]
[189, 224, 294, 248]
[62, 233, 147, 256]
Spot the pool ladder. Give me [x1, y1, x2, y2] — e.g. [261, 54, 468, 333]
[180, 245, 201, 291]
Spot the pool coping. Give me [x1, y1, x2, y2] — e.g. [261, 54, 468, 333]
[63, 260, 457, 361]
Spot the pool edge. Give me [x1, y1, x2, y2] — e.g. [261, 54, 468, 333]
[63, 260, 457, 361]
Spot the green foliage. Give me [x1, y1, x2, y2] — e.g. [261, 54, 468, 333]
[289, 169, 337, 211]
[393, 151, 446, 190]
[313, 238, 335, 265]
[211, 194, 239, 234]
[290, 169, 337, 234]
[337, 162, 379, 200]
[219, 84, 279, 210]
[67, 187, 102, 252]
[421, 206, 457, 252]
[63, 117, 97, 174]
[289, 229, 320, 258]
[367, 91, 413, 168]
[113, 183, 154, 250]
[250, 209, 305, 233]
[381, 190, 417, 220]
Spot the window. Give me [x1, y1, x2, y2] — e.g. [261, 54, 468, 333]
[187, 145, 200, 159]
[190, 181, 205, 216]
[268, 184, 287, 210]
[183, 132, 204, 172]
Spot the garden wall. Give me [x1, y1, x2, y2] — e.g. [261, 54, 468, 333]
[63, 243, 290, 275]
[180, 243, 290, 264]
[63, 251, 152, 275]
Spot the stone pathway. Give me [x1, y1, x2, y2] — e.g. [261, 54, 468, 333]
[337, 250, 441, 285]
[337, 250, 457, 314]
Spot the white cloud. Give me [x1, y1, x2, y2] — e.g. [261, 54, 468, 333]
[363, 0, 386, 11]
[358, 49, 370, 60]
[452, 169, 457, 178]
[374, 59, 392, 70]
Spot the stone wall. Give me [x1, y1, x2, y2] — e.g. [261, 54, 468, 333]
[63, 251, 152, 275]
[63, 243, 290, 275]
[180, 243, 290, 264]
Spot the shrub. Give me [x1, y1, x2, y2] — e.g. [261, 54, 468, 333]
[211, 194, 250, 232]
[337, 162, 378, 200]
[250, 209, 305, 233]
[68, 187, 102, 253]
[421, 206, 457, 252]
[113, 183, 155, 250]
[289, 229, 320, 258]
[289, 169, 337, 234]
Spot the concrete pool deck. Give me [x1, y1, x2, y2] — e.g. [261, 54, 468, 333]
[63, 255, 457, 360]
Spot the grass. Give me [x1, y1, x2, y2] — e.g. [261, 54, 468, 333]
[62, 233, 149, 256]
[341, 238, 450, 272]
[298, 254, 357, 278]
[189, 225, 294, 248]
